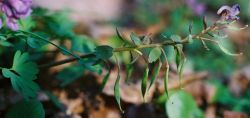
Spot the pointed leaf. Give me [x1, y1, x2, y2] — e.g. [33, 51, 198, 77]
[100, 70, 111, 92]
[203, 16, 207, 30]
[161, 49, 169, 97]
[141, 66, 149, 100]
[189, 22, 193, 34]
[218, 43, 242, 56]
[114, 73, 123, 112]
[125, 64, 134, 83]
[174, 46, 186, 87]
[148, 47, 162, 63]
[116, 28, 126, 42]
[149, 61, 162, 90]
[130, 32, 142, 45]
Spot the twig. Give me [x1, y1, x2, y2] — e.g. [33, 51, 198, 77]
[38, 20, 223, 69]
[39, 53, 95, 69]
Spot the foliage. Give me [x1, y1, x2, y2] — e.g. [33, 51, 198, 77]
[5, 100, 45, 118]
[0, 2, 248, 117]
[2, 51, 39, 99]
[166, 91, 204, 118]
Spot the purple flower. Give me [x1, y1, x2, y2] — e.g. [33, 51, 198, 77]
[0, 0, 32, 31]
[217, 4, 240, 20]
[185, 0, 206, 15]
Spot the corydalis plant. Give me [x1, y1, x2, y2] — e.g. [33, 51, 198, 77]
[0, 0, 32, 30]
[35, 4, 248, 113]
[0, 3, 248, 116]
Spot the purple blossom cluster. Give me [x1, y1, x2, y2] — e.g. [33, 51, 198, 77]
[185, 0, 206, 15]
[0, 0, 32, 31]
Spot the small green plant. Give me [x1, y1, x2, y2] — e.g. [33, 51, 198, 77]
[0, 1, 248, 117]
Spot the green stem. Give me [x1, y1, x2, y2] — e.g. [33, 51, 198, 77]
[38, 23, 218, 68]
[19, 30, 83, 61]
[39, 53, 95, 69]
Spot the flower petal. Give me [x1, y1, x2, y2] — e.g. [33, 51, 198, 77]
[0, 19, 2, 29]
[230, 4, 240, 16]
[8, 0, 31, 13]
[7, 18, 19, 31]
[217, 5, 231, 15]
[1, 4, 13, 17]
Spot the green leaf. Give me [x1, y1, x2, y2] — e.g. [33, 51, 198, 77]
[148, 47, 162, 63]
[148, 61, 162, 90]
[125, 64, 134, 83]
[174, 46, 186, 86]
[130, 32, 142, 45]
[116, 28, 126, 42]
[56, 65, 85, 87]
[27, 37, 47, 48]
[189, 22, 193, 34]
[161, 48, 169, 97]
[0, 40, 13, 47]
[211, 82, 236, 105]
[26, 32, 49, 49]
[2, 51, 39, 99]
[5, 100, 45, 118]
[141, 66, 149, 100]
[94, 45, 114, 60]
[71, 35, 96, 53]
[100, 70, 111, 92]
[166, 91, 204, 118]
[44, 10, 75, 38]
[19, 16, 36, 31]
[170, 35, 182, 42]
[114, 72, 123, 113]
[175, 47, 181, 68]
[217, 42, 242, 56]
[129, 51, 140, 64]
[188, 35, 193, 44]
[141, 35, 151, 45]
[202, 16, 207, 30]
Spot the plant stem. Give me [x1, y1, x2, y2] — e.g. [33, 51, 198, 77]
[38, 23, 218, 69]
[39, 53, 95, 69]
[19, 30, 83, 61]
